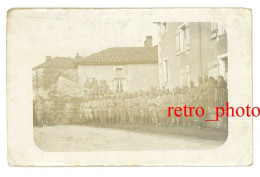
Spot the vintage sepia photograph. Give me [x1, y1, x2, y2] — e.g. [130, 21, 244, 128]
[7, 8, 252, 166]
[32, 20, 228, 151]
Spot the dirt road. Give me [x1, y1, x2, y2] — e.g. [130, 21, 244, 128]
[34, 125, 225, 151]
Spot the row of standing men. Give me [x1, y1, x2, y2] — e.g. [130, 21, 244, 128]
[75, 75, 227, 129]
[35, 75, 227, 129]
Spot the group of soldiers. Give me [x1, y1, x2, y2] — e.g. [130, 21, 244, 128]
[84, 78, 110, 96]
[76, 74, 227, 129]
[35, 74, 228, 129]
[34, 96, 55, 127]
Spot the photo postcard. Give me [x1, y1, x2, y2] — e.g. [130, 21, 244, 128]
[7, 8, 252, 166]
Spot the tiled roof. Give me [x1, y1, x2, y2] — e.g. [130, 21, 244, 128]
[32, 57, 77, 71]
[77, 46, 158, 65]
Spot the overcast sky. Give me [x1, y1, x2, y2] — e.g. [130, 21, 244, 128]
[8, 9, 160, 67]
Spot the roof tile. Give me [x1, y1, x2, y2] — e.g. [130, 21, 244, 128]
[77, 46, 158, 65]
[32, 57, 76, 70]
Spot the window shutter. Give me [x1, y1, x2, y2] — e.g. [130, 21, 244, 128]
[218, 26, 224, 36]
[176, 29, 180, 54]
[185, 27, 190, 50]
[211, 22, 218, 39]
[211, 22, 217, 32]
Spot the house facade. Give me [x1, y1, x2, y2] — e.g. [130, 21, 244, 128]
[32, 56, 78, 98]
[158, 22, 228, 90]
[77, 38, 159, 93]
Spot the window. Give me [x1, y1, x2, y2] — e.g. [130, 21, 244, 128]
[217, 26, 227, 38]
[113, 66, 125, 92]
[113, 78, 125, 92]
[208, 60, 219, 79]
[162, 59, 168, 83]
[115, 68, 123, 75]
[217, 53, 228, 84]
[180, 65, 190, 87]
[114, 66, 124, 77]
[211, 22, 226, 39]
[160, 22, 167, 35]
[176, 23, 190, 55]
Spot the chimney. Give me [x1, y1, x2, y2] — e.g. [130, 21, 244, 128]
[46, 56, 52, 62]
[144, 36, 153, 47]
[75, 52, 81, 59]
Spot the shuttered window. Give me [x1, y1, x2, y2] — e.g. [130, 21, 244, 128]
[211, 22, 218, 39]
[176, 29, 180, 53]
[176, 23, 190, 55]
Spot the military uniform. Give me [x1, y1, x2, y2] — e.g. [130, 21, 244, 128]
[65, 101, 75, 124]
[164, 93, 171, 125]
[119, 97, 127, 124]
[196, 82, 205, 128]
[96, 98, 104, 124]
[139, 96, 146, 124]
[114, 97, 120, 124]
[171, 91, 179, 125]
[102, 97, 109, 124]
[107, 98, 115, 124]
[179, 89, 188, 125]
[144, 95, 150, 124]
[92, 99, 98, 124]
[35, 101, 44, 127]
[187, 85, 197, 126]
[132, 97, 139, 124]
[156, 94, 165, 125]
[79, 101, 85, 124]
[84, 101, 93, 124]
[147, 96, 158, 126]
[126, 97, 134, 124]
[44, 100, 55, 125]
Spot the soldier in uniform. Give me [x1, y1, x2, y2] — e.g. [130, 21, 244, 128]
[164, 89, 172, 126]
[143, 92, 150, 125]
[157, 91, 165, 126]
[64, 98, 75, 124]
[202, 74, 210, 110]
[132, 93, 139, 124]
[102, 94, 109, 125]
[187, 81, 197, 126]
[147, 92, 158, 126]
[196, 76, 205, 129]
[139, 92, 146, 125]
[201, 74, 211, 127]
[216, 76, 228, 129]
[119, 94, 127, 124]
[114, 94, 120, 124]
[35, 97, 44, 128]
[92, 95, 98, 124]
[96, 95, 104, 125]
[208, 77, 217, 109]
[179, 86, 188, 126]
[79, 97, 85, 124]
[85, 96, 93, 124]
[107, 95, 115, 125]
[126, 94, 134, 124]
[44, 94, 55, 126]
[171, 87, 180, 126]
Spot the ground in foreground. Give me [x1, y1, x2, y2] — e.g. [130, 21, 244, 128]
[34, 124, 227, 151]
